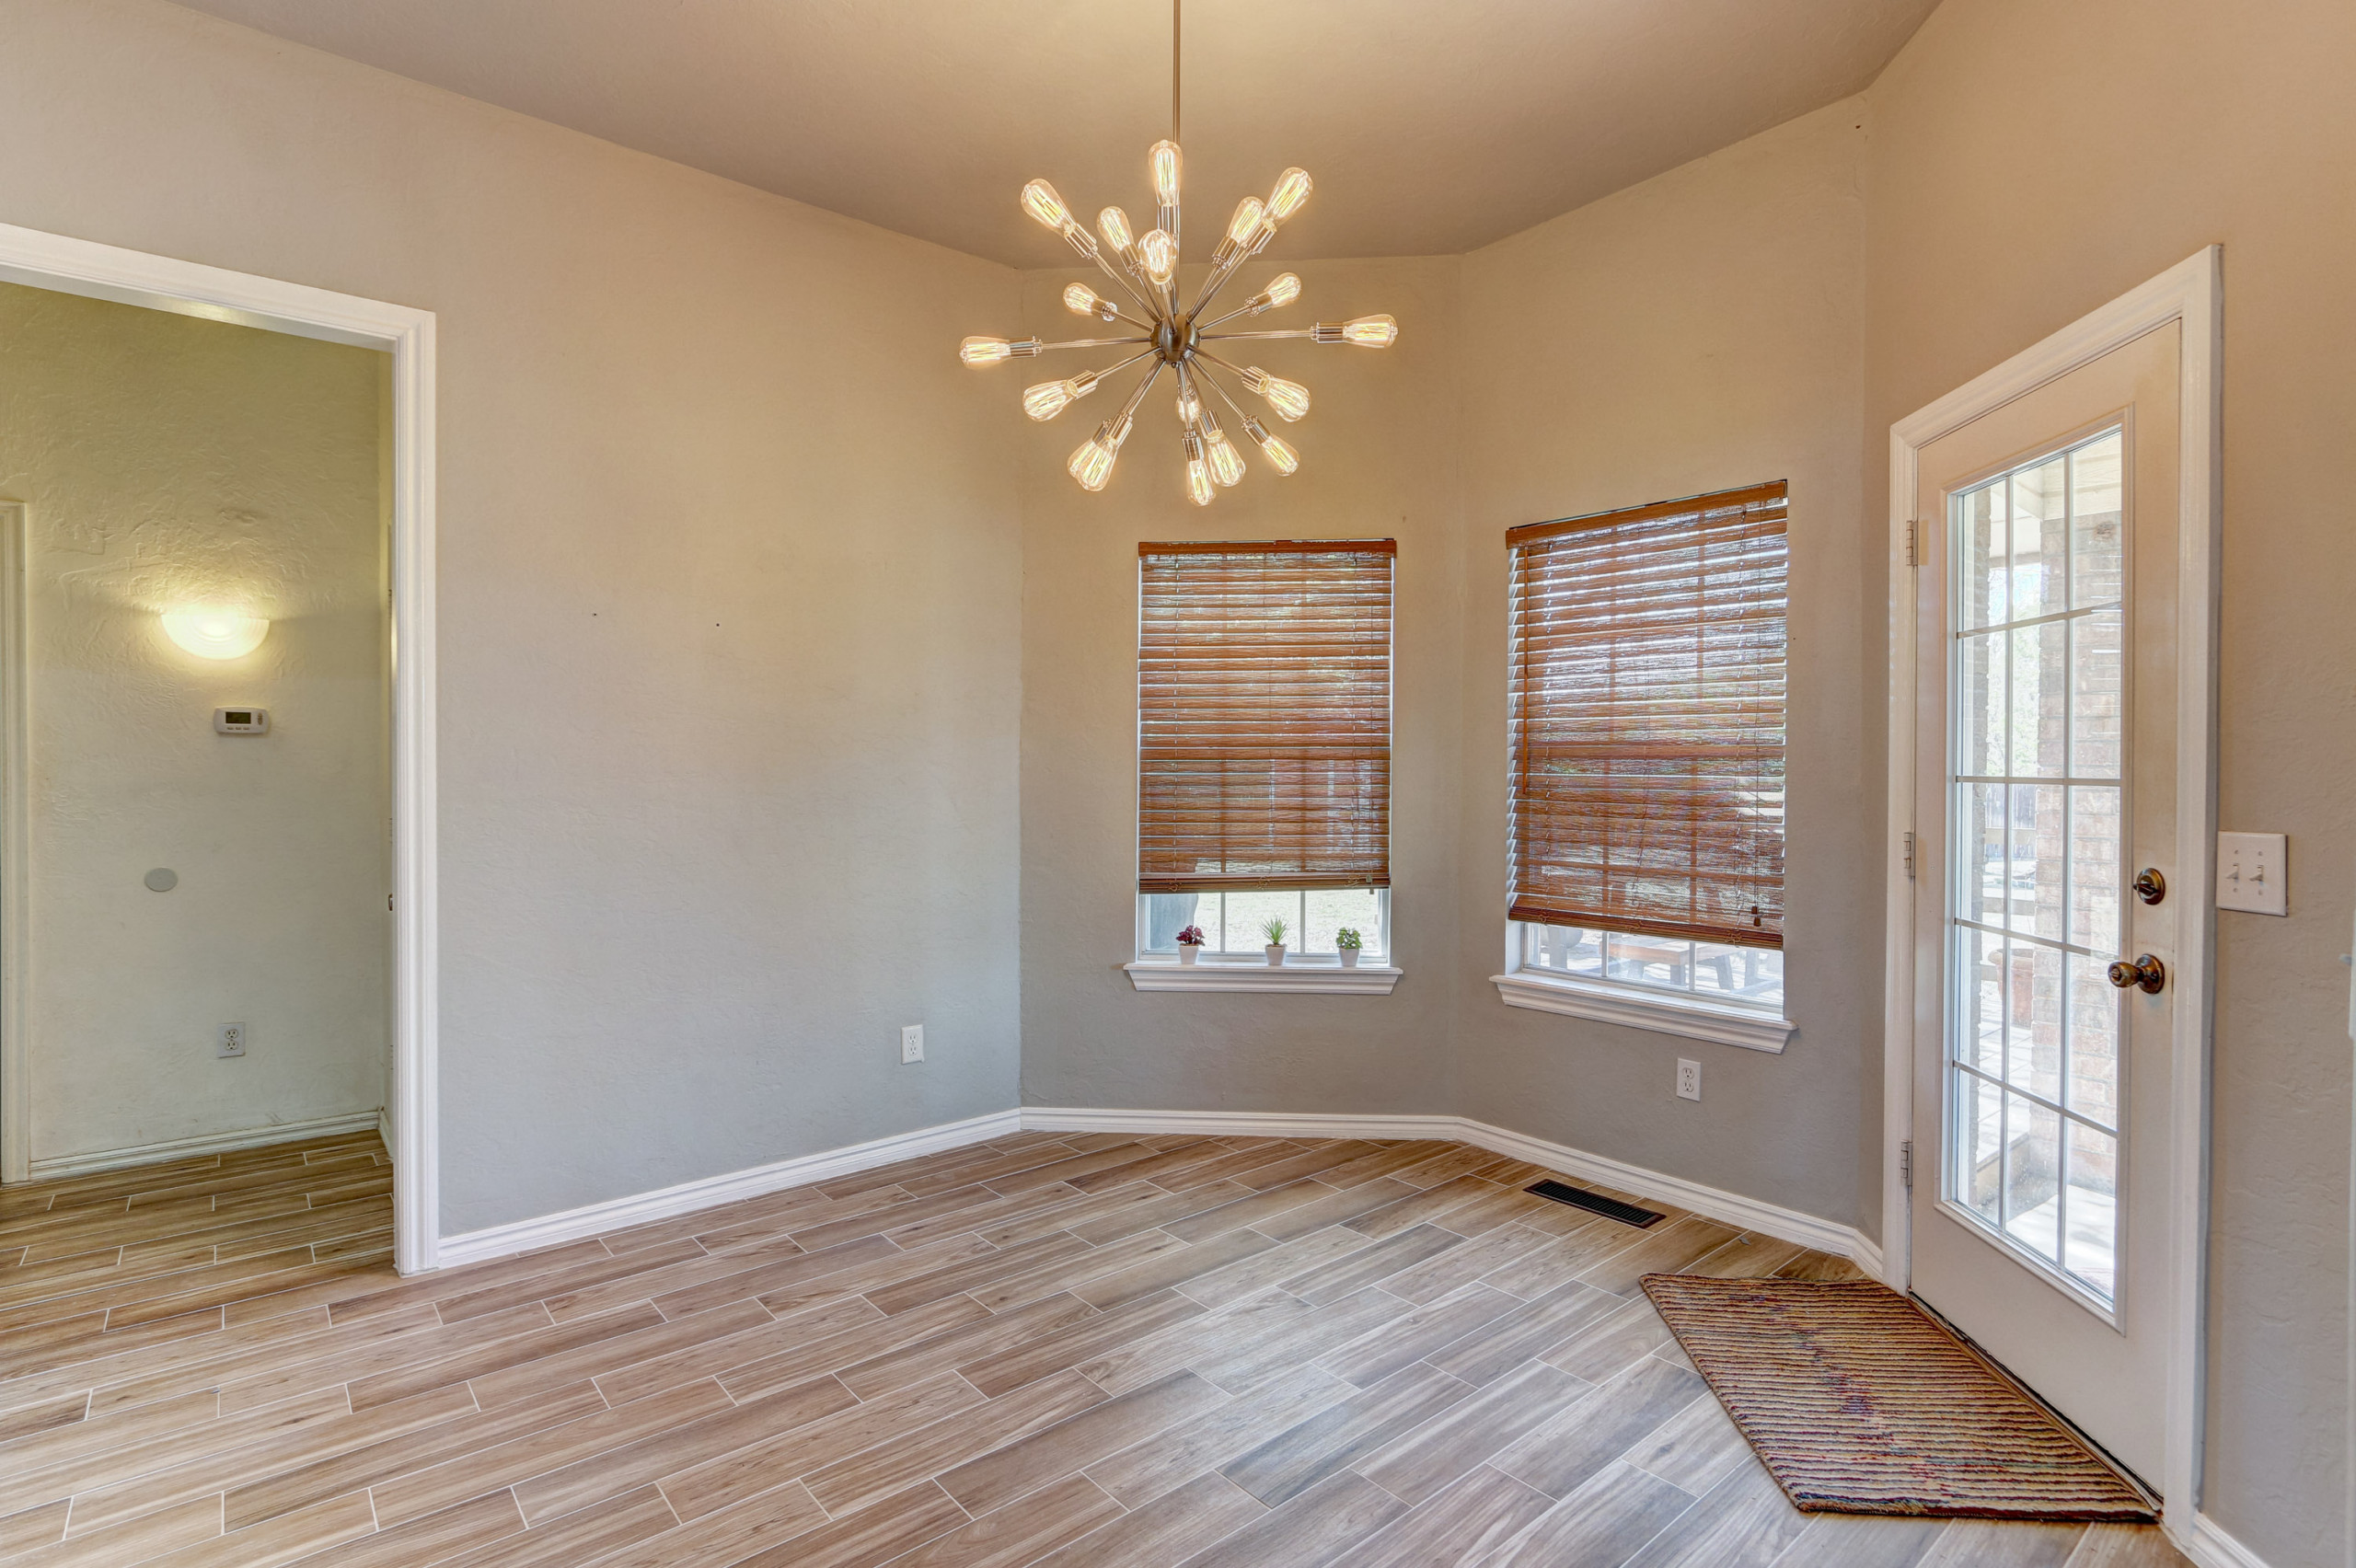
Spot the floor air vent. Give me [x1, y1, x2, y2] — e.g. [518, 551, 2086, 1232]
[1526, 1180, 1666, 1228]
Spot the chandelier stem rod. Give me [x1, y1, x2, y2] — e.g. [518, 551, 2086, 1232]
[1037, 335, 1155, 352]
[1172, 0, 1181, 146]
[1203, 328, 1315, 340]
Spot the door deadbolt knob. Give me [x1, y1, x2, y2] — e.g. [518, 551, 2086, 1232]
[2108, 953, 2165, 994]
[2132, 868, 2165, 905]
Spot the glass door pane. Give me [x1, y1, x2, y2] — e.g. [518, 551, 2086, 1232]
[1945, 428, 2127, 1308]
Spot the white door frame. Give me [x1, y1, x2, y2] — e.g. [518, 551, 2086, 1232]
[1882, 247, 2221, 1524]
[0, 222, 441, 1276]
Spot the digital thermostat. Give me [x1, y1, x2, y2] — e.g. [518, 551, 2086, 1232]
[214, 708, 270, 734]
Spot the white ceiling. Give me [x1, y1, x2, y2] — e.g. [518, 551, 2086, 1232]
[170, 0, 1936, 266]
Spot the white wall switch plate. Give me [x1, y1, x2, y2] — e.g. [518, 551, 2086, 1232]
[2216, 832, 2288, 916]
[1675, 1058, 1701, 1101]
[900, 1024, 924, 1065]
[217, 1022, 248, 1058]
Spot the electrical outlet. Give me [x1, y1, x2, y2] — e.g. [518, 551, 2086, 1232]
[217, 1022, 247, 1059]
[2216, 832, 2288, 916]
[1676, 1058, 1701, 1101]
[900, 1024, 925, 1065]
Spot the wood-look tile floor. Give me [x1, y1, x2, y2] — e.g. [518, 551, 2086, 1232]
[0, 1128, 2189, 1568]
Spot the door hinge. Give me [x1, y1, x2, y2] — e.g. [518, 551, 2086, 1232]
[1900, 1139, 1915, 1190]
[1902, 831, 1917, 881]
[1904, 522, 1923, 567]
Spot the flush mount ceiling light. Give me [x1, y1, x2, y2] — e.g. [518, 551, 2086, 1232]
[161, 606, 270, 660]
[958, 0, 1399, 502]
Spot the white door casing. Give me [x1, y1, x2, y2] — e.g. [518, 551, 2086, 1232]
[1883, 248, 2220, 1529]
[0, 222, 441, 1275]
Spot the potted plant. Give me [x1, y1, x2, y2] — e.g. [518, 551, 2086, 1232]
[1175, 925, 1207, 965]
[1334, 928, 1365, 968]
[1260, 916, 1288, 966]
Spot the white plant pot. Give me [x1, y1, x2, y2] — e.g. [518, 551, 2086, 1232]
[1337, 949, 1362, 968]
[1264, 945, 1286, 967]
[1177, 945, 1200, 965]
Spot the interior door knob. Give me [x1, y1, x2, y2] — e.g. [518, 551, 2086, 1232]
[2132, 868, 2165, 905]
[2108, 952, 2165, 994]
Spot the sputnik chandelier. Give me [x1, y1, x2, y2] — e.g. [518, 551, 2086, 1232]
[957, 0, 1399, 502]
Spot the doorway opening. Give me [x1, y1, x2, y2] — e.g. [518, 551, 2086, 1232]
[0, 223, 438, 1274]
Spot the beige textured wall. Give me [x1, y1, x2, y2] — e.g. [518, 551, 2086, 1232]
[1453, 102, 1873, 1226]
[1867, 1, 2355, 1558]
[0, 0, 1026, 1235]
[1016, 257, 1468, 1116]
[0, 282, 389, 1163]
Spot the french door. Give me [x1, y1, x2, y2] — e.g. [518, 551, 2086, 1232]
[1909, 321, 2184, 1490]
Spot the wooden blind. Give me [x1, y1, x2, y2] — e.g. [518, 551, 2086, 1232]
[1507, 482, 1787, 949]
[1138, 540, 1394, 894]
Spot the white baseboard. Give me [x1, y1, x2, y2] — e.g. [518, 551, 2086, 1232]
[435, 1107, 1024, 1269]
[1021, 1106, 1882, 1272]
[26, 1109, 386, 1181]
[1018, 1105, 1464, 1144]
[2177, 1513, 2273, 1568]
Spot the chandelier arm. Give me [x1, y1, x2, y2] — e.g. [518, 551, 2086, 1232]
[1193, 297, 1268, 332]
[1087, 248, 1168, 324]
[1184, 255, 1249, 321]
[1038, 335, 1154, 352]
[1097, 301, 1161, 331]
[1114, 360, 1167, 430]
[1202, 328, 1316, 341]
[1088, 346, 1161, 383]
[1192, 348, 1253, 382]
[1188, 356, 1254, 424]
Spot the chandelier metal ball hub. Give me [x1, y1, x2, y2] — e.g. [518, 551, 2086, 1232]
[956, 3, 1400, 503]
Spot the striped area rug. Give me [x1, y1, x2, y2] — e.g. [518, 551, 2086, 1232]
[1640, 1274, 2155, 1521]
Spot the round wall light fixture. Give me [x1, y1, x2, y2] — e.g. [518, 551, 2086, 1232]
[161, 607, 269, 660]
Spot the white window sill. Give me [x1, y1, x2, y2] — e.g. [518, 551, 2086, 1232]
[1490, 968, 1793, 1053]
[1125, 957, 1403, 995]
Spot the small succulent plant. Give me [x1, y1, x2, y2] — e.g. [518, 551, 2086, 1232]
[1260, 916, 1289, 946]
[1334, 927, 1364, 950]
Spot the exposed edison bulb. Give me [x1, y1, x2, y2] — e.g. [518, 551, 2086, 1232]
[1207, 432, 1246, 488]
[1098, 206, 1135, 254]
[1138, 228, 1177, 286]
[1343, 314, 1399, 347]
[1021, 179, 1070, 231]
[1226, 197, 1267, 247]
[1268, 168, 1313, 222]
[1068, 423, 1118, 490]
[1174, 386, 1202, 426]
[1063, 282, 1098, 316]
[1265, 272, 1302, 308]
[1186, 460, 1215, 505]
[1149, 140, 1182, 207]
[961, 336, 1012, 365]
[1244, 417, 1300, 475]
[1023, 379, 1079, 421]
[1244, 365, 1311, 421]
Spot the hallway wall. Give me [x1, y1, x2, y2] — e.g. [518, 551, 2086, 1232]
[0, 282, 389, 1166]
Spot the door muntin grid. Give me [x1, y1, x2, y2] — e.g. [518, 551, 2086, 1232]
[1944, 426, 2129, 1315]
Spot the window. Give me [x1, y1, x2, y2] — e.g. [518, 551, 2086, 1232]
[1495, 483, 1791, 1048]
[1130, 540, 1397, 990]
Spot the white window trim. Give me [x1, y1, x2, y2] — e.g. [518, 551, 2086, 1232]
[1125, 956, 1403, 995]
[1491, 951, 1794, 1054]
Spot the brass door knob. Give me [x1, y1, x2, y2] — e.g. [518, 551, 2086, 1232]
[2108, 953, 2165, 994]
